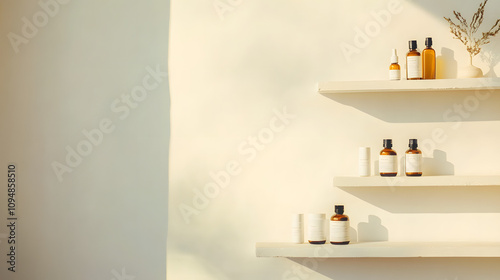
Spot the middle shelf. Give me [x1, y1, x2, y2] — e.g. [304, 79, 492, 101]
[334, 175, 500, 188]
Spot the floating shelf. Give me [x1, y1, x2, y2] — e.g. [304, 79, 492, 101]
[318, 78, 500, 94]
[256, 242, 500, 258]
[334, 175, 500, 188]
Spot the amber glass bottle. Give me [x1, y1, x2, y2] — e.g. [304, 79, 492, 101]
[406, 40, 422, 80]
[405, 139, 422, 176]
[422, 37, 436, 79]
[330, 205, 350, 245]
[379, 139, 397, 177]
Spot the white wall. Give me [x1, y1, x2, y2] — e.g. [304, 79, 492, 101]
[0, 1, 169, 279]
[168, 0, 500, 279]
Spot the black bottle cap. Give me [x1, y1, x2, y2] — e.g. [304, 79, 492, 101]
[409, 40, 417, 50]
[383, 139, 393, 149]
[335, 205, 344, 215]
[409, 139, 418, 149]
[425, 37, 433, 47]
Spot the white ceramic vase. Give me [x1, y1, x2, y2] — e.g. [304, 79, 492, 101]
[459, 56, 483, 78]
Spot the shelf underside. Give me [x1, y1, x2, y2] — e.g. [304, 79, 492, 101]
[256, 242, 500, 258]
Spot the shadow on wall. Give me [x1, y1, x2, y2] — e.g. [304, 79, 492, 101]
[322, 88, 500, 123]
[339, 184, 500, 213]
[436, 47, 457, 79]
[357, 215, 388, 242]
[480, 44, 500, 78]
[287, 257, 500, 280]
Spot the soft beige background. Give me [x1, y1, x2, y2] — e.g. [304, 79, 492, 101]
[168, 0, 500, 279]
[0, 1, 169, 279]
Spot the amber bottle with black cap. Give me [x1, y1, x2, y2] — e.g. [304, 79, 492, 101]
[330, 205, 350, 245]
[405, 139, 422, 176]
[379, 139, 398, 177]
[406, 40, 422, 80]
[422, 37, 436, 79]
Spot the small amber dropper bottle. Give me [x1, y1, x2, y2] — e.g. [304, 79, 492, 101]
[389, 49, 401, 81]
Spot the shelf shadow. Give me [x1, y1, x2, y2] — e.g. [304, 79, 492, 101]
[321, 89, 500, 123]
[287, 257, 500, 280]
[339, 185, 500, 213]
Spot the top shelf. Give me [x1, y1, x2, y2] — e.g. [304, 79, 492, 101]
[318, 78, 500, 94]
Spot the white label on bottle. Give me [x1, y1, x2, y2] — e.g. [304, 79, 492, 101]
[407, 56, 422, 79]
[405, 153, 422, 173]
[330, 221, 349, 242]
[308, 216, 325, 241]
[389, 69, 401, 80]
[379, 155, 397, 173]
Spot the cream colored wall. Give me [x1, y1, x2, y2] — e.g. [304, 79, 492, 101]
[168, 0, 500, 279]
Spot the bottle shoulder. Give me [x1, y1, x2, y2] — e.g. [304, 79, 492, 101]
[380, 148, 397, 155]
[407, 50, 421, 56]
[331, 214, 349, 221]
[423, 48, 435, 54]
[390, 63, 400, 70]
[406, 149, 422, 154]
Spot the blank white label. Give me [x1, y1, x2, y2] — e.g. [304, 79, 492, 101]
[405, 153, 422, 173]
[379, 155, 397, 173]
[389, 69, 401, 80]
[407, 56, 422, 79]
[330, 221, 349, 242]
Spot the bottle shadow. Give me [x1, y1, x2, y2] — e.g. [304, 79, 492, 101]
[423, 150, 454, 176]
[436, 47, 458, 79]
[357, 215, 388, 242]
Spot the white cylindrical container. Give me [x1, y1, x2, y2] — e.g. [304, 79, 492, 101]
[291, 214, 304, 244]
[359, 147, 371, 177]
[307, 213, 326, 244]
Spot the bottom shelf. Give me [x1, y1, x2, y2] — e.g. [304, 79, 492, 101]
[256, 242, 500, 258]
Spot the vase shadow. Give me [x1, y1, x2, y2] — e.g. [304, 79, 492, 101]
[480, 45, 500, 78]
